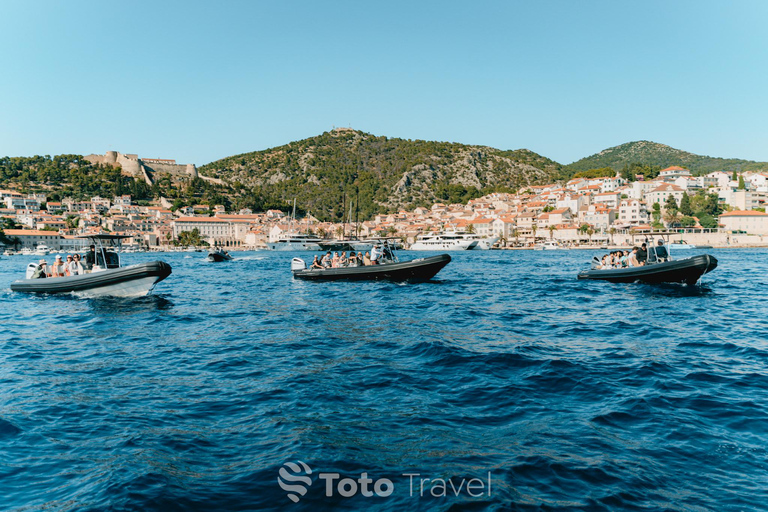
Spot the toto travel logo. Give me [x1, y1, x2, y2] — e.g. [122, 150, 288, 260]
[278, 461, 491, 503]
[277, 461, 313, 503]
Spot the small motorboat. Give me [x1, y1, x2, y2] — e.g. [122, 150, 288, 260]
[10, 234, 172, 297]
[578, 254, 717, 285]
[670, 241, 714, 249]
[292, 254, 451, 282]
[208, 249, 233, 262]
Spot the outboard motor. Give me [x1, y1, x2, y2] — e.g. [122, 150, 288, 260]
[25, 262, 39, 279]
[291, 258, 307, 271]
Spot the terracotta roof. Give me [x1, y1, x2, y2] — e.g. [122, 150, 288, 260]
[174, 216, 229, 222]
[719, 210, 768, 217]
[3, 229, 61, 236]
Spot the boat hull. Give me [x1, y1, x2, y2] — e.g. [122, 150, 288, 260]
[577, 254, 717, 285]
[293, 254, 451, 282]
[10, 261, 172, 297]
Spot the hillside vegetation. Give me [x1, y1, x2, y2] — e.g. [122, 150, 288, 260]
[198, 129, 561, 221]
[567, 141, 768, 177]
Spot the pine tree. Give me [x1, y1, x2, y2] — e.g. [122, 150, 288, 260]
[679, 193, 693, 216]
[665, 194, 678, 211]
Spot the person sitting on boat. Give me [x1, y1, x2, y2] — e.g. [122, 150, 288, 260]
[339, 252, 348, 267]
[321, 252, 332, 268]
[310, 255, 323, 270]
[347, 252, 358, 267]
[653, 239, 669, 262]
[331, 252, 341, 268]
[363, 251, 372, 266]
[68, 253, 85, 275]
[620, 250, 630, 268]
[32, 259, 49, 279]
[50, 255, 67, 277]
[628, 247, 640, 267]
[357, 252, 365, 266]
[636, 243, 648, 266]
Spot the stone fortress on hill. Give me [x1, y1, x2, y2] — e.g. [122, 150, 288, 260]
[84, 151, 199, 185]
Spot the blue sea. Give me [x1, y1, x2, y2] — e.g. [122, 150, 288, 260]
[2, 249, 767, 511]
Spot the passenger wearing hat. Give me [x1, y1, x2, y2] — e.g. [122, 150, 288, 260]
[51, 255, 67, 277]
[32, 259, 49, 279]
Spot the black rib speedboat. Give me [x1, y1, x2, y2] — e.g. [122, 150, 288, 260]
[208, 250, 233, 262]
[10, 235, 172, 297]
[578, 254, 717, 285]
[292, 254, 451, 282]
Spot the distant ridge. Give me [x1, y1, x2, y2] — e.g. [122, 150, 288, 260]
[567, 140, 768, 176]
[198, 129, 562, 221]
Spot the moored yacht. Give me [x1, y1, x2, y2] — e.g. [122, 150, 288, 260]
[266, 233, 323, 251]
[410, 232, 498, 251]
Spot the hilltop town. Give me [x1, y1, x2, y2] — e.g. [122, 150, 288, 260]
[2, 164, 767, 252]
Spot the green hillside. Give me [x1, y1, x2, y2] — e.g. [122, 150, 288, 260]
[567, 140, 768, 177]
[199, 129, 562, 221]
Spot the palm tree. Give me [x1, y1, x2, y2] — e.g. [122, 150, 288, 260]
[663, 209, 680, 228]
[466, 224, 476, 234]
[512, 228, 519, 246]
[531, 224, 538, 240]
[335, 226, 344, 239]
[608, 227, 616, 245]
[586, 227, 595, 244]
[548, 225, 557, 240]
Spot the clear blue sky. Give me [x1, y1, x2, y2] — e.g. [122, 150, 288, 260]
[1, 0, 767, 166]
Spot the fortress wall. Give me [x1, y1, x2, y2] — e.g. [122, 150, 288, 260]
[84, 154, 106, 165]
[116, 154, 141, 176]
[142, 162, 194, 177]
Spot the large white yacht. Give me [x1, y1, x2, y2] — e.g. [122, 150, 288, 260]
[410, 232, 499, 251]
[266, 233, 323, 251]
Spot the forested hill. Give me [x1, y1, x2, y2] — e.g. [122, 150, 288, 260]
[567, 140, 768, 176]
[198, 129, 562, 221]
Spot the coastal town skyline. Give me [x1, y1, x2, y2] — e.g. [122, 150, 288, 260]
[2, 1, 768, 166]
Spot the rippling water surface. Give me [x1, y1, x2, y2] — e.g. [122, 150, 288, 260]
[2, 249, 767, 511]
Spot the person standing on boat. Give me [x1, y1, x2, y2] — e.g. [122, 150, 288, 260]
[370, 245, 381, 265]
[84, 245, 97, 269]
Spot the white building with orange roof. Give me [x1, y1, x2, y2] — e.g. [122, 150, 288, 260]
[491, 214, 517, 239]
[645, 183, 686, 205]
[719, 210, 768, 234]
[599, 176, 626, 192]
[659, 166, 691, 180]
[579, 204, 617, 229]
[2, 229, 62, 250]
[706, 171, 732, 188]
[617, 199, 649, 227]
[592, 191, 620, 209]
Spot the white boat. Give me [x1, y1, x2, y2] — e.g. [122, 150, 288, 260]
[534, 240, 569, 250]
[669, 241, 713, 249]
[410, 232, 498, 251]
[266, 233, 323, 251]
[34, 244, 51, 255]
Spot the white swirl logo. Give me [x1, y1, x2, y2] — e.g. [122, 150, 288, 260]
[278, 461, 313, 503]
